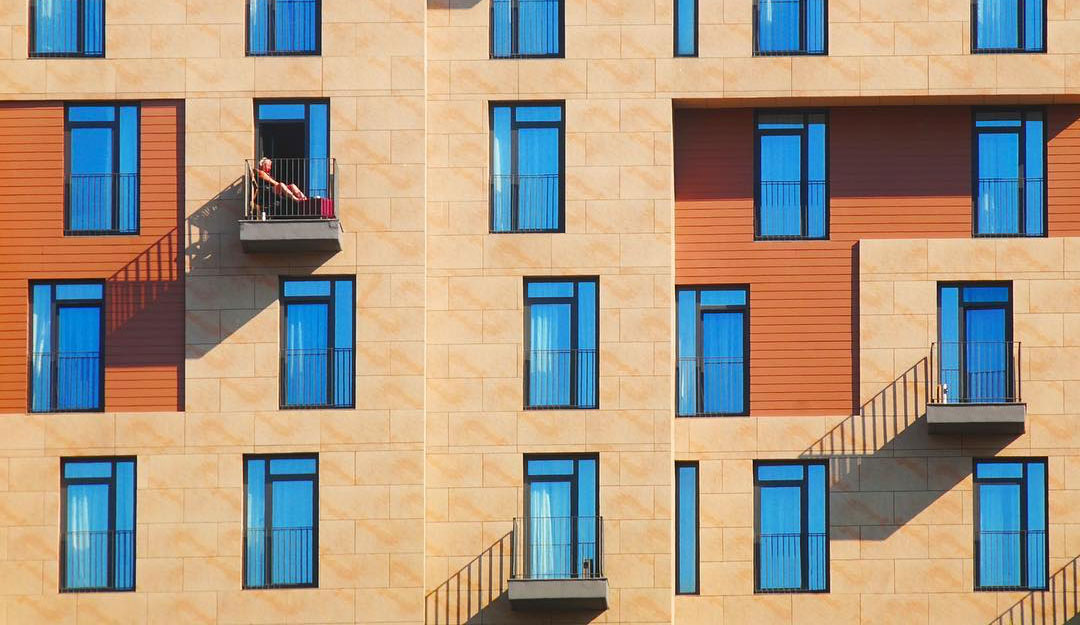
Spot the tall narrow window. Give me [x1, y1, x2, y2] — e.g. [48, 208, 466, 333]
[676, 287, 749, 416]
[248, 0, 321, 56]
[66, 104, 140, 235]
[973, 0, 1044, 53]
[61, 457, 135, 592]
[491, 0, 563, 58]
[30, 282, 104, 413]
[754, 0, 826, 56]
[756, 111, 828, 240]
[674, 0, 698, 56]
[676, 462, 700, 595]
[30, 0, 104, 57]
[244, 455, 319, 589]
[974, 110, 1045, 237]
[974, 458, 1047, 590]
[491, 102, 564, 233]
[252, 100, 333, 219]
[937, 283, 1016, 404]
[524, 278, 598, 409]
[755, 461, 828, 593]
[280, 277, 354, 409]
[518, 455, 600, 580]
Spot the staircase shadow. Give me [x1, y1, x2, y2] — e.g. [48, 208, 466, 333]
[991, 556, 1080, 624]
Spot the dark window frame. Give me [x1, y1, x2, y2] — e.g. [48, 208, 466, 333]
[489, 100, 566, 234]
[489, 0, 565, 59]
[753, 109, 830, 241]
[522, 276, 600, 410]
[28, 0, 106, 58]
[971, 107, 1048, 238]
[278, 276, 356, 410]
[970, 0, 1046, 54]
[28, 279, 107, 414]
[752, 0, 829, 56]
[59, 456, 137, 593]
[242, 453, 320, 590]
[936, 281, 1016, 403]
[972, 456, 1049, 591]
[675, 461, 700, 595]
[675, 285, 751, 417]
[253, 98, 331, 162]
[64, 102, 141, 237]
[673, 0, 699, 57]
[753, 459, 830, 594]
[246, 0, 323, 57]
[522, 453, 601, 577]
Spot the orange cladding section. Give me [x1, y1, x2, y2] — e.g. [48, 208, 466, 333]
[0, 102, 183, 413]
[675, 105, 1080, 416]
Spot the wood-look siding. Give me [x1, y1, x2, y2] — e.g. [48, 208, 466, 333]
[0, 102, 183, 413]
[675, 105, 1080, 416]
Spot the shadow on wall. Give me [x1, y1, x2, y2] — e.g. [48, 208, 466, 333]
[991, 556, 1080, 625]
[429, 0, 485, 8]
[186, 177, 244, 275]
[426, 533, 512, 625]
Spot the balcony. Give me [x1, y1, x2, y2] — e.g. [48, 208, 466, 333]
[508, 516, 607, 611]
[244, 526, 316, 589]
[524, 349, 597, 410]
[677, 356, 747, 416]
[66, 173, 139, 236]
[30, 351, 103, 413]
[756, 180, 827, 240]
[61, 529, 135, 592]
[927, 341, 1026, 434]
[975, 177, 1046, 237]
[491, 173, 560, 233]
[280, 347, 355, 409]
[240, 158, 341, 253]
[756, 532, 828, 593]
[976, 529, 1047, 591]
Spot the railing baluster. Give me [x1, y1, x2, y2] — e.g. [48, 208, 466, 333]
[526, 349, 597, 409]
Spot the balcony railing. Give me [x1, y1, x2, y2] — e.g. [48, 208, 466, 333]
[975, 177, 1045, 237]
[525, 348, 597, 409]
[756, 532, 827, 593]
[677, 356, 746, 416]
[491, 0, 562, 58]
[247, 0, 320, 56]
[244, 158, 336, 221]
[281, 347, 354, 409]
[245, 526, 316, 589]
[491, 173, 561, 233]
[755, 0, 826, 55]
[61, 529, 135, 592]
[511, 516, 603, 581]
[977, 529, 1047, 590]
[757, 180, 826, 239]
[30, 351, 103, 413]
[931, 341, 1021, 404]
[30, 0, 105, 58]
[67, 173, 139, 235]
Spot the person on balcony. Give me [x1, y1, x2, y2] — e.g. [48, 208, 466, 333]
[255, 157, 308, 203]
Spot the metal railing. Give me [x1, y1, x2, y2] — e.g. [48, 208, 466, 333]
[30, 351, 103, 413]
[30, 0, 105, 58]
[491, 173, 561, 232]
[977, 529, 1047, 590]
[61, 529, 135, 592]
[525, 348, 597, 409]
[281, 347, 354, 409]
[975, 177, 1045, 236]
[491, 0, 562, 58]
[755, 0, 826, 55]
[66, 173, 139, 235]
[248, 0, 320, 56]
[677, 356, 746, 416]
[931, 341, 1021, 404]
[511, 516, 603, 581]
[756, 532, 827, 592]
[757, 180, 827, 239]
[244, 158, 337, 220]
[245, 526, 316, 589]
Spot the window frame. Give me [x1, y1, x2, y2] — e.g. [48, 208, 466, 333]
[242, 453, 320, 590]
[673, 0, 699, 57]
[675, 461, 701, 595]
[59, 456, 137, 593]
[522, 452, 601, 579]
[489, 101, 566, 234]
[278, 276, 356, 410]
[253, 98, 331, 162]
[28, 0, 106, 58]
[971, 107, 1048, 238]
[675, 285, 751, 417]
[28, 279, 107, 414]
[489, 0, 565, 59]
[245, 0, 323, 57]
[972, 457, 1049, 591]
[64, 103, 141, 237]
[970, 0, 1046, 54]
[753, 109, 830, 241]
[522, 276, 600, 410]
[936, 281, 1016, 403]
[752, 0, 829, 57]
[752, 459, 830, 594]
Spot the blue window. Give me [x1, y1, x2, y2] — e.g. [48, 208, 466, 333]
[253, 100, 332, 219]
[754, 0, 826, 56]
[675, 0, 698, 56]
[975, 110, 1045, 237]
[676, 462, 699, 594]
[522, 455, 599, 580]
[281, 278, 354, 409]
[677, 287, 749, 416]
[30, 0, 104, 58]
[30, 281, 104, 413]
[491, 103, 563, 233]
[974, 458, 1047, 590]
[244, 455, 318, 589]
[66, 105, 139, 235]
[938, 283, 1016, 404]
[248, 0, 321, 56]
[61, 458, 135, 592]
[973, 0, 1044, 53]
[756, 111, 828, 240]
[524, 278, 597, 409]
[754, 461, 828, 593]
[491, 0, 562, 58]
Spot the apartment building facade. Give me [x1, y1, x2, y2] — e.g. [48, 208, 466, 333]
[0, 0, 1076, 624]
